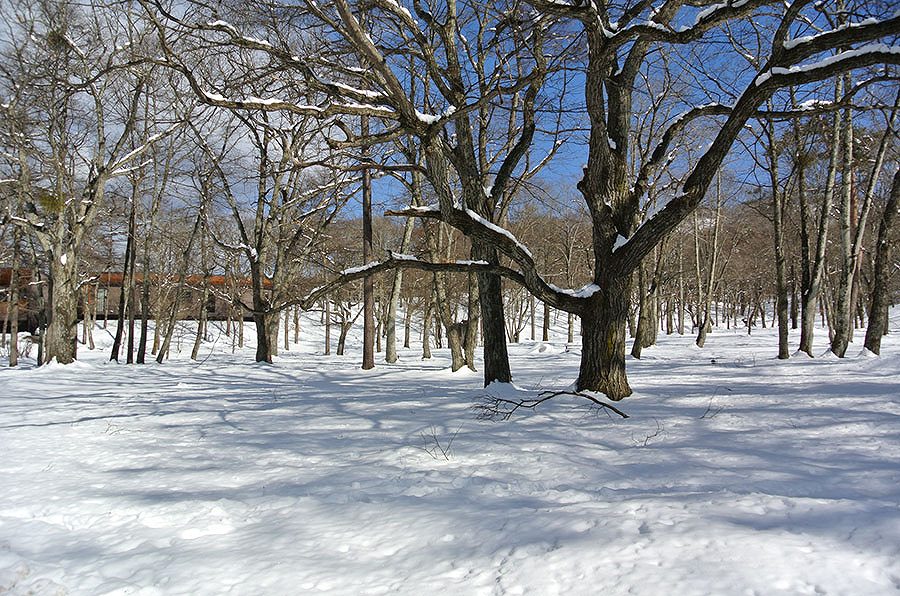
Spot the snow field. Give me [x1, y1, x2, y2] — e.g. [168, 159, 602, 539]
[1, 311, 899, 595]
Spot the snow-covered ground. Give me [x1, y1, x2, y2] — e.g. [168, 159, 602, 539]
[1, 312, 899, 595]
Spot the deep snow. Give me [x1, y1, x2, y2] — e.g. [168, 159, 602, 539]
[1, 312, 898, 595]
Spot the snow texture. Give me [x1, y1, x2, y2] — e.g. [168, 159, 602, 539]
[1, 310, 899, 595]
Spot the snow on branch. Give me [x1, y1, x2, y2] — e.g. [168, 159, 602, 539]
[757, 43, 900, 87]
[603, 0, 769, 47]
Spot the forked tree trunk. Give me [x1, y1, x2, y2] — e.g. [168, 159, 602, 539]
[434, 274, 465, 371]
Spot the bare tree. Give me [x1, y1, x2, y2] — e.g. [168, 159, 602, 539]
[0, 0, 182, 364]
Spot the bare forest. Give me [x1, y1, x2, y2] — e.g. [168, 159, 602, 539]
[1, 0, 898, 404]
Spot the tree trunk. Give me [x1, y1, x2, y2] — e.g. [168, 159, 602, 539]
[191, 282, 209, 361]
[136, 246, 152, 363]
[632, 263, 649, 359]
[386, 216, 415, 363]
[8, 232, 20, 367]
[361, 115, 375, 371]
[766, 117, 791, 360]
[864, 169, 899, 354]
[422, 292, 433, 359]
[475, 262, 511, 385]
[250, 260, 274, 363]
[324, 299, 331, 355]
[110, 204, 136, 363]
[433, 274, 465, 371]
[542, 301, 550, 342]
[831, 97, 855, 357]
[268, 311, 280, 357]
[576, 278, 632, 400]
[44, 249, 79, 365]
[403, 299, 412, 349]
[157, 209, 203, 364]
[464, 273, 479, 371]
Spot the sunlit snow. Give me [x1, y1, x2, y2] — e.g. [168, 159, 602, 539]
[1, 310, 899, 595]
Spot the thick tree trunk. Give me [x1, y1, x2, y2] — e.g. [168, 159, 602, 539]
[864, 170, 899, 354]
[267, 311, 280, 358]
[45, 250, 79, 365]
[576, 278, 632, 400]
[475, 264, 512, 385]
[249, 259, 275, 363]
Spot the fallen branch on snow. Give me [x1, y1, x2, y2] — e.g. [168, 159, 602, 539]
[475, 390, 629, 421]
